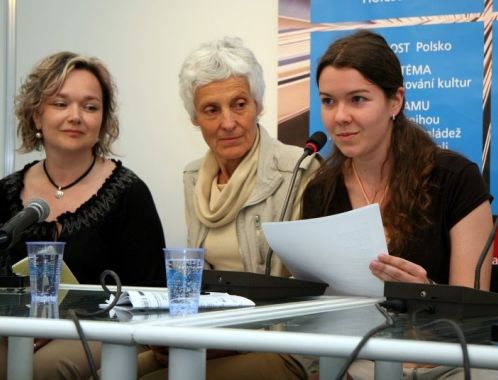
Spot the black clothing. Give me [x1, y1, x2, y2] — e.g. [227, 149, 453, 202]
[0, 160, 166, 286]
[302, 151, 491, 284]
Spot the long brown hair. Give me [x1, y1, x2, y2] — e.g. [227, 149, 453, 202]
[303, 30, 439, 256]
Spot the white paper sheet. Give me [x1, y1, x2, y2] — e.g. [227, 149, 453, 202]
[262, 204, 387, 297]
[100, 290, 255, 310]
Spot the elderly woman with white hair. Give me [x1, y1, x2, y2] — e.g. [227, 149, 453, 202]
[138, 36, 321, 380]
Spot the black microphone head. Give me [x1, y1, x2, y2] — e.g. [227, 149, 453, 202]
[304, 131, 328, 154]
[27, 199, 50, 222]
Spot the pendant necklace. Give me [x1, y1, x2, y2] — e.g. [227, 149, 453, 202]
[351, 160, 388, 207]
[43, 155, 97, 199]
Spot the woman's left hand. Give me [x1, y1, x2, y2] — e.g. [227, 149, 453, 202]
[150, 346, 169, 366]
[33, 338, 51, 352]
[369, 254, 429, 284]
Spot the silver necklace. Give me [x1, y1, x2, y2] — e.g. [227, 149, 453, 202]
[43, 156, 96, 199]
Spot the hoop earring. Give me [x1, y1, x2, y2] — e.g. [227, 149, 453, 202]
[35, 130, 42, 139]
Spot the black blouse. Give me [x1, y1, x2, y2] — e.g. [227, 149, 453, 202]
[0, 160, 166, 286]
[302, 151, 491, 284]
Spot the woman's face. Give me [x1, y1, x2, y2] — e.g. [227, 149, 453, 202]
[193, 76, 259, 172]
[318, 66, 404, 163]
[34, 69, 103, 156]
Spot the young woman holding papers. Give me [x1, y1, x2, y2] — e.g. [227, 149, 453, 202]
[301, 30, 495, 379]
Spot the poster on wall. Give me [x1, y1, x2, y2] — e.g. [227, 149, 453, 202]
[279, 0, 497, 267]
[310, 0, 484, 23]
[309, 23, 484, 164]
[279, 0, 495, 211]
[491, 20, 498, 214]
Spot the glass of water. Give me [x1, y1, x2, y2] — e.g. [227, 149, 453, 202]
[27, 241, 65, 303]
[163, 248, 205, 316]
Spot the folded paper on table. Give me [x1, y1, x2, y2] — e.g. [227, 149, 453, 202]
[109, 308, 169, 322]
[13, 257, 78, 304]
[262, 203, 387, 297]
[101, 290, 256, 310]
[12, 257, 79, 284]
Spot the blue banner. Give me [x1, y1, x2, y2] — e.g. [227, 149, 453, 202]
[311, 0, 484, 23]
[310, 23, 484, 165]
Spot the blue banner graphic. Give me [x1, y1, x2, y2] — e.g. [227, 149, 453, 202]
[311, 0, 484, 23]
[310, 23, 484, 166]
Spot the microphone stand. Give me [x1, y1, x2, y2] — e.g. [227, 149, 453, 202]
[0, 226, 33, 289]
[0, 233, 10, 248]
[384, 216, 498, 318]
[201, 133, 328, 301]
[474, 215, 498, 289]
[0, 249, 29, 288]
[0, 199, 50, 289]
[264, 150, 310, 275]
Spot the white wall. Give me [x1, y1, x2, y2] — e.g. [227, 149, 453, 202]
[0, 0, 7, 175]
[8, 0, 278, 247]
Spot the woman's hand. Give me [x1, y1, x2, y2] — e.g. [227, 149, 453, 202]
[33, 338, 51, 352]
[150, 346, 236, 367]
[206, 349, 238, 360]
[369, 254, 430, 284]
[151, 346, 169, 366]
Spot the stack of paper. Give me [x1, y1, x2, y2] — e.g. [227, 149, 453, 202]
[262, 204, 387, 297]
[102, 290, 255, 310]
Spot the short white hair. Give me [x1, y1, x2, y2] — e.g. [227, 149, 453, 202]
[178, 36, 265, 121]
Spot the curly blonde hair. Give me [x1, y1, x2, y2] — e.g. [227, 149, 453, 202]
[15, 51, 119, 156]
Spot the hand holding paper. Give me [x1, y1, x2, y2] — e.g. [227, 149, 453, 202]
[262, 204, 387, 297]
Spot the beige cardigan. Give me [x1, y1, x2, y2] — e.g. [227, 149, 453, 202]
[183, 126, 321, 276]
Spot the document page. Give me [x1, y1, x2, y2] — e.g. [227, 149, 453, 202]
[102, 290, 255, 310]
[262, 204, 387, 297]
[13, 257, 79, 284]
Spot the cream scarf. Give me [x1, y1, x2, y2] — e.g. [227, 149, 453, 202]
[194, 129, 260, 228]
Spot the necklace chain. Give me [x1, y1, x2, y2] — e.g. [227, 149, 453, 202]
[43, 155, 97, 199]
[351, 160, 388, 206]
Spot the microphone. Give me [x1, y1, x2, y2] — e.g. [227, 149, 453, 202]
[304, 131, 328, 155]
[0, 198, 50, 250]
[264, 131, 327, 275]
[384, 216, 498, 318]
[201, 132, 329, 301]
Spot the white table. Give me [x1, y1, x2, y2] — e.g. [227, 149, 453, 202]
[0, 284, 379, 380]
[0, 284, 149, 380]
[132, 302, 498, 380]
[7, 284, 495, 380]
